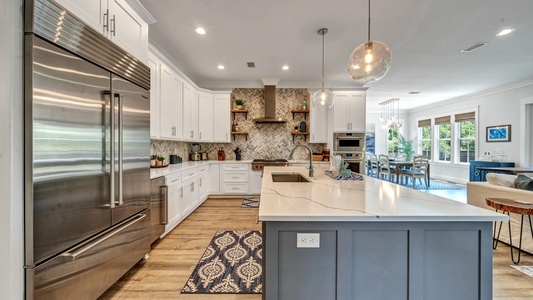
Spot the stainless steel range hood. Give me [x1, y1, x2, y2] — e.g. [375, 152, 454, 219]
[253, 83, 288, 124]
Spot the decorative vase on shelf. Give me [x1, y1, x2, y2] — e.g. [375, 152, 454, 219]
[236, 105, 243, 110]
[302, 102, 308, 110]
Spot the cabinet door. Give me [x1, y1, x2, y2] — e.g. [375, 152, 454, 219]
[310, 101, 327, 143]
[209, 165, 220, 194]
[182, 84, 198, 141]
[148, 52, 159, 138]
[248, 171, 262, 194]
[198, 172, 209, 202]
[108, 0, 149, 62]
[159, 65, 183, 140]
[55, 0, 106, 34]
[198, 93, 213, 142]
[213, 94, 231, 142]
[166, 182, 182, 231]
[348, 93, 366, 132]
[333, 93, 350, 132]
[181, 178, 198, 218]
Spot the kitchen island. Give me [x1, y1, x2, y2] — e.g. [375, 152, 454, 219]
[259, 166, 507, 300]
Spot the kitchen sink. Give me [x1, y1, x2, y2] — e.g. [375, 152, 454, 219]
[271, 173, 310, 182]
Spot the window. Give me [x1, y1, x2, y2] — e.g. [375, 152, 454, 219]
[435, 116, 451, 162]
[455, 112, 476, 163]
[387, 128, 400, 155]
[418, 119, 431, 159]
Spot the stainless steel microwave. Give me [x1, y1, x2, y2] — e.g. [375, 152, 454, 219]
[333, 132, 365, 152]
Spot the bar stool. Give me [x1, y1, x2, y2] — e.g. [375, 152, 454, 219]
[486, 197, 533, 264]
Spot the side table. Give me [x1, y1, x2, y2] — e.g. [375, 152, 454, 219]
[486, 197, 533, 264]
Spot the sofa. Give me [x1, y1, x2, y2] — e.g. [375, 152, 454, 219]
[467, 173, 533, 254]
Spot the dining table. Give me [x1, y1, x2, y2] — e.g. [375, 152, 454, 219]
[389, 160, 431, 186]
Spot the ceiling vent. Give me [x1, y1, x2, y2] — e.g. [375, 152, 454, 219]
[247, 62, 255, 68]
[460, 42, 487, 52]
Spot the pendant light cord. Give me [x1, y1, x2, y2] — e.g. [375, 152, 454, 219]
[321, 31, 325, 89]
[367, 0, 371, 42]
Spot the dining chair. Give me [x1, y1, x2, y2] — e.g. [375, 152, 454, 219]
[367, 154, 379, 178]
[400, 155, 429, 189]
[378, 154, 396, 182]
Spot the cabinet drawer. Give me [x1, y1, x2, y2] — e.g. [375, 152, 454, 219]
[222, 171, 248, 183]
[165, 172, 182, 185]
[182, 167, 199, 181]
[222, 183, 249, 194]
[222, 164, 249, 171]
[199, 165, 209, 174]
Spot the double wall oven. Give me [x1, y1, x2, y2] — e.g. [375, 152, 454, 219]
[333, 132, 365, 174]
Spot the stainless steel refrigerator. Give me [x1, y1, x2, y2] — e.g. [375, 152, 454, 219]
[24, 0, 151, 298]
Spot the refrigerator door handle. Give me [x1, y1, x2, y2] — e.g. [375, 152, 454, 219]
[106, 90, 116, 209]
[59, 214, 147, 262]
[160, 186, 168, 225]
[116, 93, 124, 206]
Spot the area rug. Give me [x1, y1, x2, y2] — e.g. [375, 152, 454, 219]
[241, 198, 259, 208]
[511, 265, 533, 278]
[401, 181, 465, 190]
[181, 230, 262, 294]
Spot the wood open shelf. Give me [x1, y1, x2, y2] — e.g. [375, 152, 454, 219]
[231, 132, 249, 141]
[231, 109, 249, 119]
[290, 109, 310, 120]
[291, 131, 310, 142]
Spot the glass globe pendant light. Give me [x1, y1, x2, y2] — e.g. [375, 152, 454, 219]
[347, 0, 392, 84]
[312, 28, 334, 111]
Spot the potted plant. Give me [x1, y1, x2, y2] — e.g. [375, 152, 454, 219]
[235, 99, 244, 110]
[398, 134, 416, 161]
[294, 125, 299, 133]
[155, 155, 165, 167]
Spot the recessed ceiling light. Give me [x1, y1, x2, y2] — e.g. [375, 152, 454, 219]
[282, 65, 289, 70]
[217, 65, 225, 70]
[496, 28, 515, 36]
[196, 27, 206, 35]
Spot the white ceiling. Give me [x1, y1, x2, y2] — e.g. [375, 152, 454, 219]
[139, 0, 533, 112]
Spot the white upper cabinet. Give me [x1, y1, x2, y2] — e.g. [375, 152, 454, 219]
[310, 101, 327, 143]
[198, 92, 213, 142]
[55, 0, 150, 62]
[182, 84, 199, 141]
[159, 65, 183, 140]
[333, 91, 366, 132]
[147, 52, 159, 138]
[212, 93, 231, 142]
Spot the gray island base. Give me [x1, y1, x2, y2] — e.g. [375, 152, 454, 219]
[258, 166, 506, 300]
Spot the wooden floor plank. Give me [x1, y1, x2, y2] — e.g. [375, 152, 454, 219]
[99, 198, 533, 299]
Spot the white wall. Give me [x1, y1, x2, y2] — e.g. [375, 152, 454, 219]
[0, 0, 24, 298]
[406, 81, 533, 183]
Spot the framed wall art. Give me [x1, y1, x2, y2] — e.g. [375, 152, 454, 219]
[486, 125, 511, 142]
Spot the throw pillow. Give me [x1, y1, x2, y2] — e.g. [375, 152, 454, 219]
[514, 174, 533, 191]
[486, 173, 518, 188]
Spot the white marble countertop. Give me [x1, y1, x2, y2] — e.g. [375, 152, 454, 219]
[258, 166, 508, 222]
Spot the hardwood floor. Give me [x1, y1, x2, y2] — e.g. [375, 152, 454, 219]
[99, 198, 533, 299]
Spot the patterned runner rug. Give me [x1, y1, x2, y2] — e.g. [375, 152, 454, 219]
[241, 198, 259, 208]
[181, 230, 262, 294]
[511, 265, 533, 278]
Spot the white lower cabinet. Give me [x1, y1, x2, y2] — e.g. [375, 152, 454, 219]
[209, 164, 220, 194]
[249, 170, 262, 194]
[181, 168, 199, 217]
[164, 172, 183, 235]
[198, 165, 209, 202]
[221, 164, 249, 194]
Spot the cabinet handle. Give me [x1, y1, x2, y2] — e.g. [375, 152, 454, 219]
[226, 133, 228, 140]
[191, 182, 195, 192]
[103, 9, 109, 32]
[180, 187, 183, 198]
[111, 15, 116, 36]
[171, 178, 180, 183]
[199, 178, 202, 186]
[232, 176, 239, 179]
[191, 130, 194, 138]
[189, 173, 194, 177]
[232, 187, 239, 190]
[199, 132, 202, 139]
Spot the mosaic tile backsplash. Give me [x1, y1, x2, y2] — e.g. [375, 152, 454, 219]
[151, 88, 326, 162]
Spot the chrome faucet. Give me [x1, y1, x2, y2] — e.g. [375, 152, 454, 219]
[289, 144, 314, 177]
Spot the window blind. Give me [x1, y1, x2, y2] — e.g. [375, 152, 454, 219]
[418, 119, 431, 127]
[434, 116, 451, 125]
[454, 112, 475, 122]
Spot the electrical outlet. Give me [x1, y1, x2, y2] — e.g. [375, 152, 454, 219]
[494, 149, 503, 154]
[297, 233, 320, 248]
